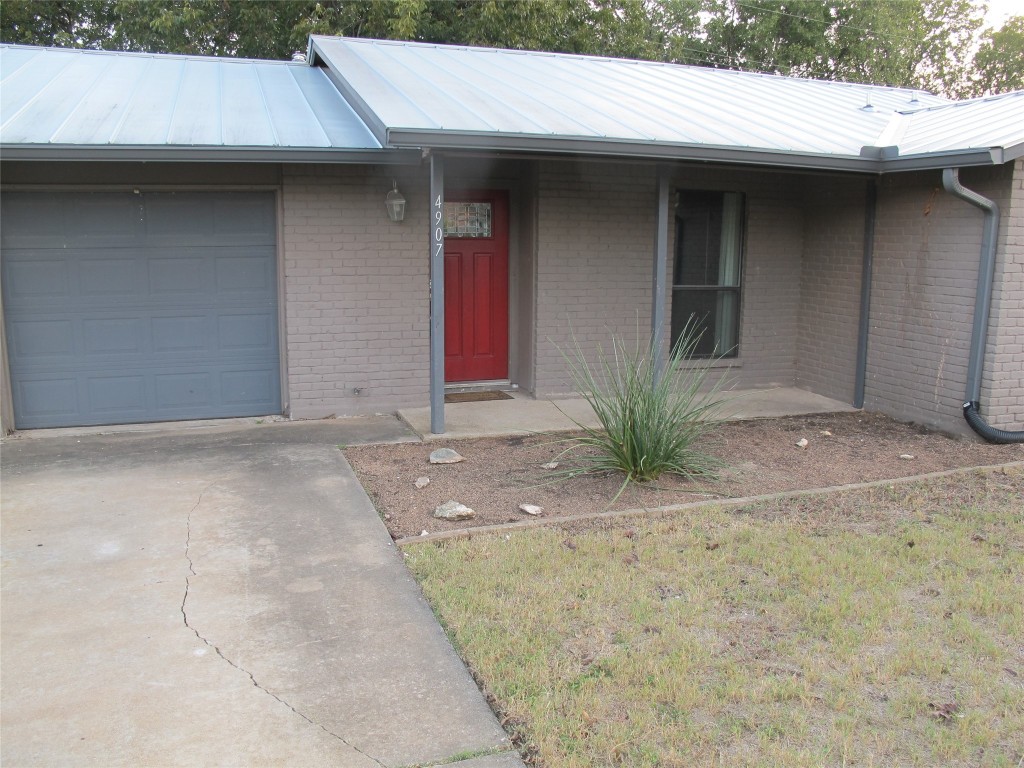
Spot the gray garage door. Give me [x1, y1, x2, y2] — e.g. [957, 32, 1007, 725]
[2, 191, 281, 429]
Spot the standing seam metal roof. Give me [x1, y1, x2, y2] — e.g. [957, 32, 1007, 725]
[0, 44, 416, 163]
[309, 36, 1024, 171]
[3, 38, 1022, 172]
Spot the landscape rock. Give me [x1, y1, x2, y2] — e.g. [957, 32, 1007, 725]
[518, 503, 544, 516]
[434, 500, 475, 521]
[900, 454, 915, 460]
[420, 530, 429, 537]
[820, 430, 833, 437]
[414, 476, 431, 489]
[541, 461, 559, 470]
[796, 438, 809, 449]
[429, 448, 465, 464]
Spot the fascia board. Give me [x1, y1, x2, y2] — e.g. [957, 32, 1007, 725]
[387, 128, 878, 172]
[0, 145, 422, 165]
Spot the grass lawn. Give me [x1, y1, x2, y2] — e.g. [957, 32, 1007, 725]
[405, 466, 1024, 767]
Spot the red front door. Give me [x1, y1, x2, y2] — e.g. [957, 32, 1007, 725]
[444, 191, 509, 382]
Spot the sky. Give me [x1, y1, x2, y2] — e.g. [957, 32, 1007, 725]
[983, 0, 1020, 28]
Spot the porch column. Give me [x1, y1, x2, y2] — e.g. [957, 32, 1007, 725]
[429, 153, 446, 434]
[854, 179, 877, 409]
[651, 166, 670, 384]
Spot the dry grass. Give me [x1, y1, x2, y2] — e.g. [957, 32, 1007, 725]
[405, 466, 1024, 767]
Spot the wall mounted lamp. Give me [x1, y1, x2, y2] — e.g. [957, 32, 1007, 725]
[385, 180, 406, 222]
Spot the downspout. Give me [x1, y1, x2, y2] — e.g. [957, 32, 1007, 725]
[941, 168, 1024, 443]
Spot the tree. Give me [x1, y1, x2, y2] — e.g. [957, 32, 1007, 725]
[0, 1, 115, 49]
[971, 15, 1024, 95]
[693, 0, 982, 94]
[0, 0, 993, 97]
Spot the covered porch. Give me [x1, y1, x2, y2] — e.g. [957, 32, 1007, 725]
[400, 386, 857, 441]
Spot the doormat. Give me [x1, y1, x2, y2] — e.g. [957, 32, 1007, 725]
[444, 390, 514, 404]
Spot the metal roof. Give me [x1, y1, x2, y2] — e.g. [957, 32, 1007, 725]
[0, 44, 415, 163]
[883, 92, 1024, 161]
[3, 39, 1021, 172]
[309, 36, 1024, 172]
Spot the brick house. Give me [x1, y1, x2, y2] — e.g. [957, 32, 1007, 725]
[1, 38, 1021, 439]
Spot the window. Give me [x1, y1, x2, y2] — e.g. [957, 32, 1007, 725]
[443, 202, 492, 238]
[671, 190, 743, 358]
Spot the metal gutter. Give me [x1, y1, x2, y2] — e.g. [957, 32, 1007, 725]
[386, 129, 1005, 173]
[0, 145, 421, 164]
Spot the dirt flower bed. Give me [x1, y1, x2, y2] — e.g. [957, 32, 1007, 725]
[345, 411, 1022, 540]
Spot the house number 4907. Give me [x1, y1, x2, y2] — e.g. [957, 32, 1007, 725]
[433, 195, 443, 256]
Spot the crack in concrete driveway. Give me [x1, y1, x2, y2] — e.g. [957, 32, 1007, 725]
[1, 420, 518, 767]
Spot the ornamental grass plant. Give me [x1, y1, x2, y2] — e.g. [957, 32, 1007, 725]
[553, 319, 729, 501]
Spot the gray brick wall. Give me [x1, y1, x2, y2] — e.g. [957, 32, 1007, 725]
[281, 164, 430, 418]
[533, 162, 657, 396]
[982, 158, 1024, 431]
[865, 163, 1019, 435]
[796, 177, 867, 403]
[533, 161, 805, 398]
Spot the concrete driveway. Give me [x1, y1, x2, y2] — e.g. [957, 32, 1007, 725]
[1, 419, 522, 768]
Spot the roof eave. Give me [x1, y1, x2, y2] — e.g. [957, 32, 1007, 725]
[386, 129, 880, 173]
[0, 144, 421, 165]
[390, 130, 1018, 173]
[877, 147, 1006, 172]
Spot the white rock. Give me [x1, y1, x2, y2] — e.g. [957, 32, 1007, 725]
[434, 500, 475, 521]
[900, 454, 915, 460]
[541, 461, 559, 470]
[796, 438, 809, 449]
[414, 476, 430, 489]
[518, 503, 544, 516]
[420, 530, 429, 537]
[820, 430, 833, 437]
[429, 448, 465, 464]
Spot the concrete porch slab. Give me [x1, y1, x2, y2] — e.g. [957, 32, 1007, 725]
[398, 387, 858, 440]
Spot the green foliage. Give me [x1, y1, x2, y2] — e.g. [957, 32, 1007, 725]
[971, 15, 1024, 95]
[0, 0, 997, 96]
[695, 0, 982, 94]
[554, 321, 726, 497]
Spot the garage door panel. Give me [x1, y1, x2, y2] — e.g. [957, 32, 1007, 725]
[151, 315, 211, 354]
[8, 318, 76, 359]
[80, 256, 144, 296]
[14, 377, 79, 422]
[213, 196, 276, 240]
[148, 255, 208, 296]
[87, 375, 147, 413]
[155, 372, 213, 409]
[82, 318, 144, 354]
[65, 195, 141, 245]
[221, 368, 278, 406]
[2, 191, 281, 428]
[144, 193, 275, 247]
[216, 253, 276, 293]
[218, 312, 275, 351]
[2, 256, 71, 302]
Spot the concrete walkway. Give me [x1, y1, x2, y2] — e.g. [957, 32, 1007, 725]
[1, 418, 523, 767]
[399, 386, 858, 440]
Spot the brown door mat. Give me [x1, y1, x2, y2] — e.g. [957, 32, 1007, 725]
[444, 390, 514, 404]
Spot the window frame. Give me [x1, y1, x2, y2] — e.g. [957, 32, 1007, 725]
[670, 189, 745, 359]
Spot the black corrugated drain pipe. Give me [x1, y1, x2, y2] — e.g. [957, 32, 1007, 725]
[941, 168, 1024, 443]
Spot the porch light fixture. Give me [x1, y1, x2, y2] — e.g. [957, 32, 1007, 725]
[385, 181, 406, 222]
